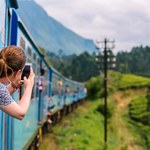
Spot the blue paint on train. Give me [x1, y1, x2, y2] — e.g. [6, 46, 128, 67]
[14, 100, 39, 149]
[10, 9, 18, 45]
[0, 0, 87, 149]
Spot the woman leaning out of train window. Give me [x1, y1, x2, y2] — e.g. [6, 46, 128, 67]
[0, 46, 35, 120]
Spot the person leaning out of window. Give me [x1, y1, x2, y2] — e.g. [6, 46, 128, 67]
[0, 46, 35, 120]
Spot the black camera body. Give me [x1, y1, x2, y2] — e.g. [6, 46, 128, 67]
[21, 63, 31, 80]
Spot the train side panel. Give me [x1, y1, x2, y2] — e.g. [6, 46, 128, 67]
[0, 1, 6, 149]
[7, 6, 51, 149]
[10, 15, 41, 149]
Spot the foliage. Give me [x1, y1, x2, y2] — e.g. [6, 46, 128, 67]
[96, 100, 116, 119]
[129, 95, 150, 124]
[118, 74, 150, 90]
[116, 45, 150, 77]
[86, 70, 150, 100]
[68, 52, 99, 81]
[46, 51, 99, 82]
[85, 75, 104, 99]
[40, 45, 150, 82]
[128, 92, 150, 149]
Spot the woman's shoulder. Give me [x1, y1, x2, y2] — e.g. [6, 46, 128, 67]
[0, 82, 7, 91]
[0, 82, 9, 97]
[0, 82, 14, 106]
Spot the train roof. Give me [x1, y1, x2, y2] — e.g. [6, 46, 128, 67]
[13, 11, 49, 69]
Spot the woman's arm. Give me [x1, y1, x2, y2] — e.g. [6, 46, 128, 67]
[0, 68, 35, 120]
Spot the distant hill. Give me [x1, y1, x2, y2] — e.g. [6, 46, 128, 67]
[17, 0, 97, 55]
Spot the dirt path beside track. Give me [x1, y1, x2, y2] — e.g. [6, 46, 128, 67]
[112, 89, 145, 150]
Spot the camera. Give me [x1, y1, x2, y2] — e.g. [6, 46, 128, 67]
[21, 63, 32, 80]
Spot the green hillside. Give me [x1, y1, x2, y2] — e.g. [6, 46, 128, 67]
[17, 1, 96, 55]
[86, 71, 150, 149]
[40, 71, 150, 149]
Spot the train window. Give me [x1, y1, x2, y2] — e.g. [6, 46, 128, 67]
[28, 46, 31, 55]
[37, 58, 40, 73]
[19, 37, 25, 50]
[32, 52, 37, 73]
[27, 47, 32, 62]
[36, 81, 39, 98]
[45, 70, 49, 96]
[31, 85, 35, 99]
[33, 53, 36, 60]
[37, 58, 40, 65]
[52, 74, 61, 95]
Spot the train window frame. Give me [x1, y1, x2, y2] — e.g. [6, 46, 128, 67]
[19, 36, 26, 99]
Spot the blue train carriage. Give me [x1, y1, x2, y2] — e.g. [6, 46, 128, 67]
[48, 67, 73, 123]
[63, 78, 77, 105]
[0, 0, 87, 149]
[63, 78, 86, 110]
[49, 67, 87, 121]
[76, 82, 87, 100]
[6, 4, 50, 150]
[15, 15, 52, 150]
[48, 67, 66, 122]
[0, 1, 6, 149]
[38, 59, 51, 124]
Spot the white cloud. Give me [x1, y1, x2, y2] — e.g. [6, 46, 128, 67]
[35, 0, 150, 52]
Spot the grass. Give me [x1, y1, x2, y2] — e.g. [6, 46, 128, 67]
[40, 71, 150, 150]
[39, 100, 105, 150]
[40, 90, 149, 150]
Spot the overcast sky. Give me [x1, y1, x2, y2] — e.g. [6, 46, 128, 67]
[35, 0, 150, 53]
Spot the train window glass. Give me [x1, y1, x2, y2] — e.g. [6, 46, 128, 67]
[0, 0, 5, 47]
[19, 37, 25, 50]
[33, 53, 36, 60]
[35, 56, 42, 99]
[31, 85, 35, 99]
[27, 47, 32, 62]
[37, 58, 40, 65]
[32, 52, 37, 74]
[45, 70, 49, 96]
[53, 74, 61, 95]
[28, 46, 31, 55]
[36, 79, 39, 98]
[52, 74, 57, 94]
[36, 57, 40, 74]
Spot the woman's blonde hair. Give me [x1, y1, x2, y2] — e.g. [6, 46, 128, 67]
[0, 46, 26, 78]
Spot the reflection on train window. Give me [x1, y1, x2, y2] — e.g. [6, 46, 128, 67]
[27, 47, 31, 62]
[52, 74, 60, 95]
[19, 37, 25, 50]
[36, 81, 39, 98]
[31, 85, 35, 99]
[33, 52, 36, 60]
[37, 58, 40, 74]
[40, 65, 48, 96]
[32, 52, 36, 73]
[35, 57, 41, 98]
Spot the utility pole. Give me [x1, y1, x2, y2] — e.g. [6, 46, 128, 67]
[95, 38, 115, 150]
[104, 38, 108, 148]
